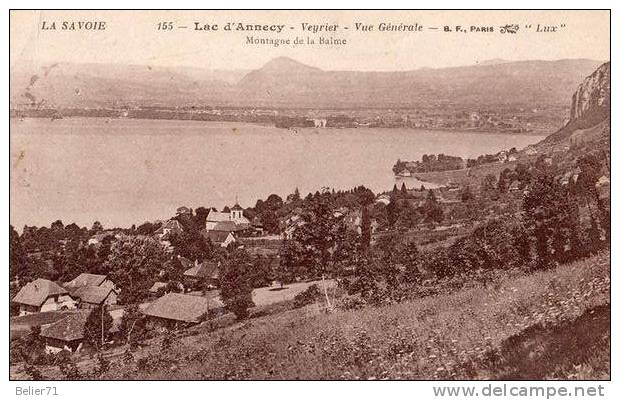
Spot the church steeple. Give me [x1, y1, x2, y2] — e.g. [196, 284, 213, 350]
[231, 198, 244, 221]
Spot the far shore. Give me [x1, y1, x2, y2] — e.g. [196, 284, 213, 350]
[9, 116, 552, 137]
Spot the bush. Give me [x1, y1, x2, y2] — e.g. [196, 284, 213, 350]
[293, 284, 322, 308]
[23, 363, 45, 380]
[337, 295, 367, 310]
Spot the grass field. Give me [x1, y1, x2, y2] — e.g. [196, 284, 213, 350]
[415, 160, 519, 188]
[92, 251, 609, 380]
[11, 251, 609, 380]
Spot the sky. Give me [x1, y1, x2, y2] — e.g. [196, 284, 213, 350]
[10, 10, 610, 72]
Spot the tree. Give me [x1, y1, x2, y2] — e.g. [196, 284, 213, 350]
[291, 193, 345, 279]
[522, 172, 576, 269]
[460, 185, 474, 202]
[375, 232, 419, 273]
[194, 207, 210, 228]
[287, 187, 302, 203]
[9, 225, 28, 280]
[135, 221, 160, 235]
[253, 193, 285, 234]
[10, 326, 45, 364]
[422, 190, 443, 224]
[482, 174, 498, 196]
[360, 206, 372, 250]
[51, 220, 64, 231]
[576, 154, 608, 242]
[276, 239, 298, 286]
[93, 352, 110, 377]
[91, 221, 103, 233]
[514, 163, 531, 185]
[219, 249, 255, 319]
[169, 231, 213, 263]
[396, 205, 421, 230]
[497, 168, 513, 193]
[118, 304, 147, 348]
[104, 236, 170, 304]
[23, 363, 45, 380]
[84, 306, 113, 350]
[386, 195, 401, 227]
[511, 223, 532, 268]
[345, 254, 382, 303]
[400, 182, 408, 195]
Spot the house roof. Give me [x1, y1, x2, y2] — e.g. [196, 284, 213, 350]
[65, 273, 108, 289]
[154, 219, 184, 234]
[597, 175, 610, 186]
[203, 230, 234, 244]
[184, 262, 219, 280]
[143, 293, 224, 323]
[149, 282, 168, 293]
[214, 221, 248, 232]
[212, 221, 238, 232]
[177, 256, 194, 270]
[206, 210, 231, 223]
[12, 279, 68, 307]
[72, 285, 115, 305]
[40, 311, 90, 342]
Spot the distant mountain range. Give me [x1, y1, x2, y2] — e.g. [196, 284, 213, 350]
[10, 57, 604, 109]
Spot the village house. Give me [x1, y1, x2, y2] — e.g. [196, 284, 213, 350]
[202, 230, 236, 247]
[12, 279, 77, 316]
[64, 273, 119, 308]
[205, 203, 251, 232]
[282, 214, 304, 240]
[71, 285, 118, 309]
[596, 175, 610, 188]
[375, 194, 391, 206]
[251, 216, 265, 235]
[39, 311, 89, 353]
[341, 209, 379, 234]
[560, 170, 580, 186]
[142, 293, 225, 330]
[65, 273, 118, 293]
[39, 308, 121, 353]
[154, 219, 184, 239]
[508, 180, 522, 193]
[149, 282, 168, 295]
[183, 260, 220, 290]
[596, 175, 610, 200]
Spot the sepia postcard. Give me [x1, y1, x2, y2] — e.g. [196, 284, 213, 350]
[7, 8, 611, 389]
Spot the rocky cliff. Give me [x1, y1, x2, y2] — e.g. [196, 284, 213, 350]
[542, 62, 610, 145]
[569, 62, 610, 122]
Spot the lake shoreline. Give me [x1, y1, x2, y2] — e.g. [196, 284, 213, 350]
[10, 116, 552, 137]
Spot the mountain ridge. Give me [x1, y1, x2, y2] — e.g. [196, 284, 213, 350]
[10, 58, 604, 110]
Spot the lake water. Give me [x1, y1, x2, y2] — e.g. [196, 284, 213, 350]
[10, 118, 546, 228]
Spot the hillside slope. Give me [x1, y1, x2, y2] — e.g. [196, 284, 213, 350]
[11, 251, 607, 380]
[109, 252, 609, 380]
